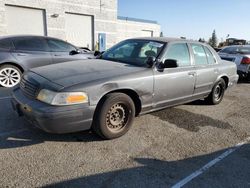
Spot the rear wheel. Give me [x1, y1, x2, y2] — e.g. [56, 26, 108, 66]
[205, 78, 226, 105]
[0, 65, 22, 88]
[93, 93, 135, 139]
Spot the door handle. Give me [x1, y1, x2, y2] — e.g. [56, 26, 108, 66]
[188, 71, 196, 76]
[54, 54, 62, 56]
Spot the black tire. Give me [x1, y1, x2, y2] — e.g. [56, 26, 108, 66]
[92, 93, 135, 139]
[205, 78, 226, 105]
[0, 64, 22, 88]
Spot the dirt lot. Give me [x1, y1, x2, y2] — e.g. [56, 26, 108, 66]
[0, 83, 249, 188]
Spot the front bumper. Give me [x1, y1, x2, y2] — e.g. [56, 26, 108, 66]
[12, 88, 95, 134]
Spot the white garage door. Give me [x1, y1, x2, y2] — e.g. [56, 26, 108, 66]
[6, 5, 46, 35]
[141, 30, 153, 37]
[65, 13, 93, 49]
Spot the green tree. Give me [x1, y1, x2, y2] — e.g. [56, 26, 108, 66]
[160, 32, 164, 37]
[208, 30, 218, 48]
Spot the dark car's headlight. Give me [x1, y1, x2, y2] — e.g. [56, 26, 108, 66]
[37, 89, 88, 106]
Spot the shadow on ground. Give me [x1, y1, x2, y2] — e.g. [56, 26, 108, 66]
[151, 108, 232, 132]
[41, 144, 250, 188]
[0, 106, 232, 149]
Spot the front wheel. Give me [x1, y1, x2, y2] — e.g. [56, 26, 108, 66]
[0, 65, 22, 88]
[205, 78, 226, 105]
[93, 93, 135, 139]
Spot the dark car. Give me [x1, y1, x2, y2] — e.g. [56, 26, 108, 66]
[12, 37, 238, 139]
[0, 35, 95, 87]
[219, 45, 250, 81]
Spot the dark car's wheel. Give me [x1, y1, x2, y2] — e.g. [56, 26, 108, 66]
[205, 78, 226, 105]
[93, 93, 135, 139]
[0, 65, 22, 88]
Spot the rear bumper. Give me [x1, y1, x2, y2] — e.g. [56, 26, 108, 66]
[228, 74, 239, 88]
[12, 88, 95, 134]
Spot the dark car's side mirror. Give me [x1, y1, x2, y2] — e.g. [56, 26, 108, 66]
[162, 59, 178, 68]
[94, 51, 105, 56]
[69, 50, 80, 55]
[146, 56, 156, 68]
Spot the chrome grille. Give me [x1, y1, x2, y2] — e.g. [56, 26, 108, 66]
[20, 78, 39, 98]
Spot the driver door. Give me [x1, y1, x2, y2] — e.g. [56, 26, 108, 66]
[47, 38, 80, 64]
[153, 42, 196, 108]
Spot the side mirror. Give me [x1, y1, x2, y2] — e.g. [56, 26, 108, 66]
[94, 51, 105, 56]
[146, 56, 156, 68]
[69, 50, 80, 55]
[162, 59, 178, 68]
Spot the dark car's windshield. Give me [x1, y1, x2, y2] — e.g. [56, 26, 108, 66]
[101, 39, 165, 66]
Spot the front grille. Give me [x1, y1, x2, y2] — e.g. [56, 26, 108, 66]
[20, 78, 39, 99]
[221, 57, 235, 62]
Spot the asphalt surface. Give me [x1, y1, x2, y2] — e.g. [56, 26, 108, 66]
[0, 83, 249, 188]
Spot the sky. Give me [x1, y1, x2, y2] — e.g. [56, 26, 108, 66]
[118, 0, 250, 42]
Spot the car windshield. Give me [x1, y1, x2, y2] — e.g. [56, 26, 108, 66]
[101, 40, 165, 66]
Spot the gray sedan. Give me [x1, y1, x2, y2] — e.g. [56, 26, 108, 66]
[0, 35, 94, 87]
[12, 38, 238, 139]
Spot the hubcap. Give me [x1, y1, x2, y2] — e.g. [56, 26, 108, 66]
[214, 84, 222, 101]
[0, 67, 21, 87]
[106, 103, 129, 132]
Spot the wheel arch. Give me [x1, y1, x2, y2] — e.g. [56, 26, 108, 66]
[0, 62, 25, 73]
[218, 75, 229, 89]
[94, 88, 142, 117]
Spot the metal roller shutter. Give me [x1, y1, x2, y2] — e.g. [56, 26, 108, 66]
[65, 13, 93, 49]
[5, 5, 46, 35]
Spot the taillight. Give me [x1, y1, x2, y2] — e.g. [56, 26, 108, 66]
[241, 57, 250, 64]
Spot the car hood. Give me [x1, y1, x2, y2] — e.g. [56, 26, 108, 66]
[30, 59, 146, 88]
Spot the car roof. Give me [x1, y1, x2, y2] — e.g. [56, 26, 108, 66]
[0, 35, 65, 41]
[128, 37, 203, 44]
[222, 45, 250, 49]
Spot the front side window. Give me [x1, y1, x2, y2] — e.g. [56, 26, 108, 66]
[102, 40, 164, 66]
[163, 43, 191, 67]
[191, 44, 208, 65]
[48, 39, 76, 52]
[0, 39, 13, 50]
[14, 37, 48, 51]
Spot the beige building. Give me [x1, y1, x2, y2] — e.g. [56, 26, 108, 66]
[0, 0, 161, 50]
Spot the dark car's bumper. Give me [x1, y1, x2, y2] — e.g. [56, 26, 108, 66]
[12, 88, 95, 134]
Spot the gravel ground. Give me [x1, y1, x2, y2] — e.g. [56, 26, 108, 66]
[0, 83, 249, 188]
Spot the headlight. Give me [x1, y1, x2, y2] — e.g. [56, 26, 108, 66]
[37, 89, 88, 106]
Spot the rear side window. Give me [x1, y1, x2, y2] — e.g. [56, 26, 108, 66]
[0, 39, 13, 50]
[13, 37, 48, 51]
[191, 44, 208, 65]
[204, 47, 216, 64]
[47, 39, 76, 52]
[163, 43, 191, 67]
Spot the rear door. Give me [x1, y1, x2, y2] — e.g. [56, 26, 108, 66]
[153, 42, 196, 108]
[12, 37, 52, 69]
[47, 38, 82, 64]
[190, 43, 218, 95]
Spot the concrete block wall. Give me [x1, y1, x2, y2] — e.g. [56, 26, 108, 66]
[0, 0, 161, 49]
[117, 18, 161, 43]
[0, 0, 118, 48]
